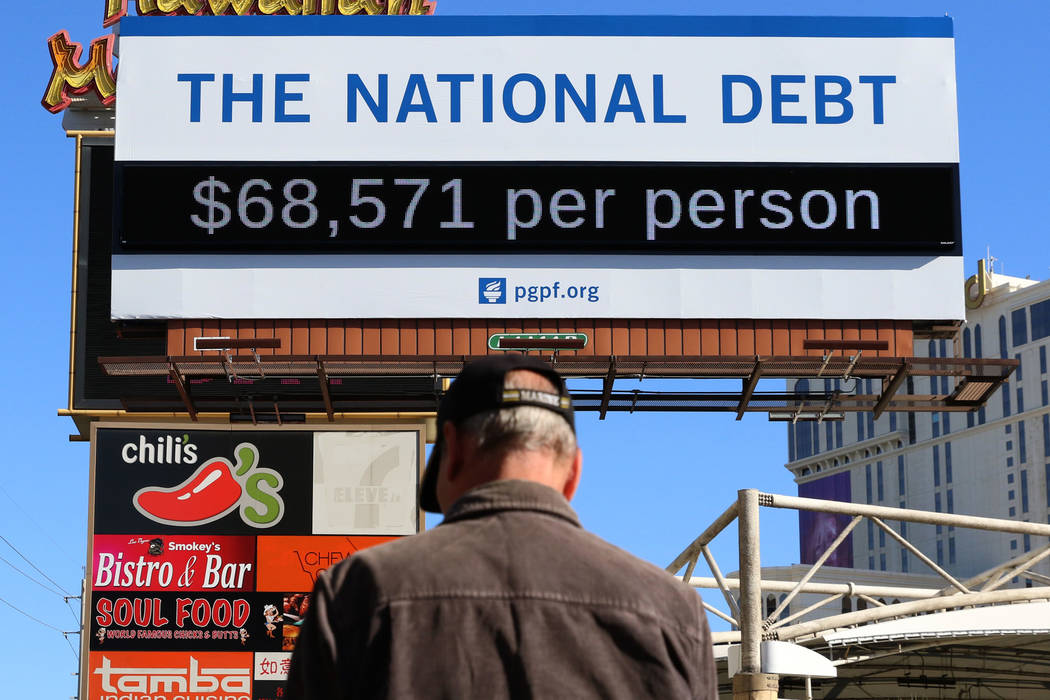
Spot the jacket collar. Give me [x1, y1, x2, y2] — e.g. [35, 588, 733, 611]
[442, 479, 581, 528]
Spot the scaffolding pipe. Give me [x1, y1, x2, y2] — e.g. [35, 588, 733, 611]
[701, 544, 741, 620]
[711, 586, 1050, 644]
[766, 515, 862, 625]
[764, 493, 1050, 536]
[665, 501, 739, 574]
[737, 489, 762, 675]
[687, 577, 941, 599]
[871, 516, 969, 593]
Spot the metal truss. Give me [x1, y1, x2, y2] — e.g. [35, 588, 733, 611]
[667, 490, 1050, 679]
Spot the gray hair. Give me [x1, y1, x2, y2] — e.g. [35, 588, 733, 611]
[459, 371, 576, 463]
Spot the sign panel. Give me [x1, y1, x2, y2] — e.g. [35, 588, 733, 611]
[112, 15, 964, 322]
[86, 425, 422, 699]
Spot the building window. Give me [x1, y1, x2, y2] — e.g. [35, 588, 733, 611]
[1024, 533, 1031, 552]
[879, 553, 886, 571]
[766, 594, 777, 617]
[901, 549, 909, 572]
[1046, 464, 1050, 507]
[867, 519, 875, 549]
[1007, 441, 1014, 451]
[868, 556, 875, 570]
[1016, 354, 1024, 382]
[932, 410, 941, 438]
[933, 446, 941, 486]
[1003, 382, 1012, 418]
[890, 411, 897, 432]
[1032, 300, 1050, 341]
[1008, 457, 1015, 467]
[999, 316, 1009, 358]
[945, 442, 953, 483]
[826, 421, 833, 456]
[1013, 307, 1029, 347]
[865, 464, 873, 504]
[963, 327, 972, 357]
[947, 489, 954, 513]
[788, 423, 796, 462]
[1044, 414, 1050, 457]
[835, 421, 843, 449]
[1008, 473, 1015, 484]
[1010, 506, 1017, 517]
[1017, 387, 1024, 414]
[1021, 470, 1029, 513]
[898, 456, 906, 496]
[878, 528, 885, 548]
[1020, 421, 1028, 463]
[949, 537, 956, 565]
[899, 503, 907, 538]
[975, 324, 983, 358]
[857, 410, 864, 443]
[1041, 345, 1047, 374]
[1008, 490, 1015, 500]
[935, 492, 942, 511]
[876, 461, 884, 501]
[937, 540, 944, 565]
[1011, 539, 1018, 551]
[1042, 380, 1048, 407]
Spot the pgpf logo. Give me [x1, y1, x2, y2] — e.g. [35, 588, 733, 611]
[479, 278, 507, 304]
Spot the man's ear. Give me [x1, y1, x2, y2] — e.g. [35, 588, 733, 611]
[442, 421, 464, 482]
[561, 447, 583, 502]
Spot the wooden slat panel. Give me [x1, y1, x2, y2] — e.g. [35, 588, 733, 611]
[700, 320, 719, 355]
[842, 320, 861, 345]
[771, 320, 790, 355]
[822, 320, 843, 356]
[630, 321, 648, 355]
[309, 320, 327, 355]
[452, 320, 470, 354]
[200, 320, 221, 357]
[380, 321, 400, 356]
[789, 320, 806, 356]
[576, 318, 596, 356]
[325, 320, 344, 356]
[806, 320, 824, 357]
[664, 320, 683, 357]
[594, 321, 613, 355]
[182, 320, 203, 356]
[754, 321, 773, 356]
[895, 321, 913, 358]
[737, 320, 755, 356]
[470, 321, 488, 355]
[682, 320, 700, 356]
[434, 320, 452, 355]
[345, 322, 362, 355]
[646, 320, 665, 356]
[255, 320, 276, 356]
[859, 321, 878, 352]
[362, 320, 381, 355]
[876, 321, 895, 358]
[399, 320, 417, 356]
[290, 320, 310, 354]
[417, 320, 435, 356]
[718, 320, 737, 355]
[522, 319, 540, 334]
[611, 319, 630, 355]
[276, 321, 294, 357]
[167, 322, 186, 357]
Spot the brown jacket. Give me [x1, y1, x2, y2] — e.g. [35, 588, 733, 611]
[285, 479, 717, 699]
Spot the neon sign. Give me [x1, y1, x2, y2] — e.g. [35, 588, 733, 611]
[42, 0, 437, 114]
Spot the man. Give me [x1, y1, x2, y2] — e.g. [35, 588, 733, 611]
[286, 354, 717, 699]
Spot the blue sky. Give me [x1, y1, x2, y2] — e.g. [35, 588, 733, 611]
[5, 1, 1050, 697]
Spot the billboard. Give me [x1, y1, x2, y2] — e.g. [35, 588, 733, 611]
[84, 425, 423, 700]
[798, 471, 854, 568]
[111, 15, 963, 321]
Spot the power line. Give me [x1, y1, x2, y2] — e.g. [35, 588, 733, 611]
[0, 533, 72, 596]
[0, 482, 74, 560]
[0, 553, 66, 596]
[0, 595, 68, 634]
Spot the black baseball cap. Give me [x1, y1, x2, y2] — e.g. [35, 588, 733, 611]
[419, 354, 575, 513]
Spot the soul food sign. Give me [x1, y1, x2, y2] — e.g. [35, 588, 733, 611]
[42, 0, 436, 113]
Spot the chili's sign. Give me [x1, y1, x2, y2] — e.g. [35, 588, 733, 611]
[42, 0, 437, 113]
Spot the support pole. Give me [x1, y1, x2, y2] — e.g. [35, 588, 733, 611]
[734, 489, 778, 700]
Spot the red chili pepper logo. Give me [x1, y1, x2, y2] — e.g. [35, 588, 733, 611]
[133, 443, 283, 527]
